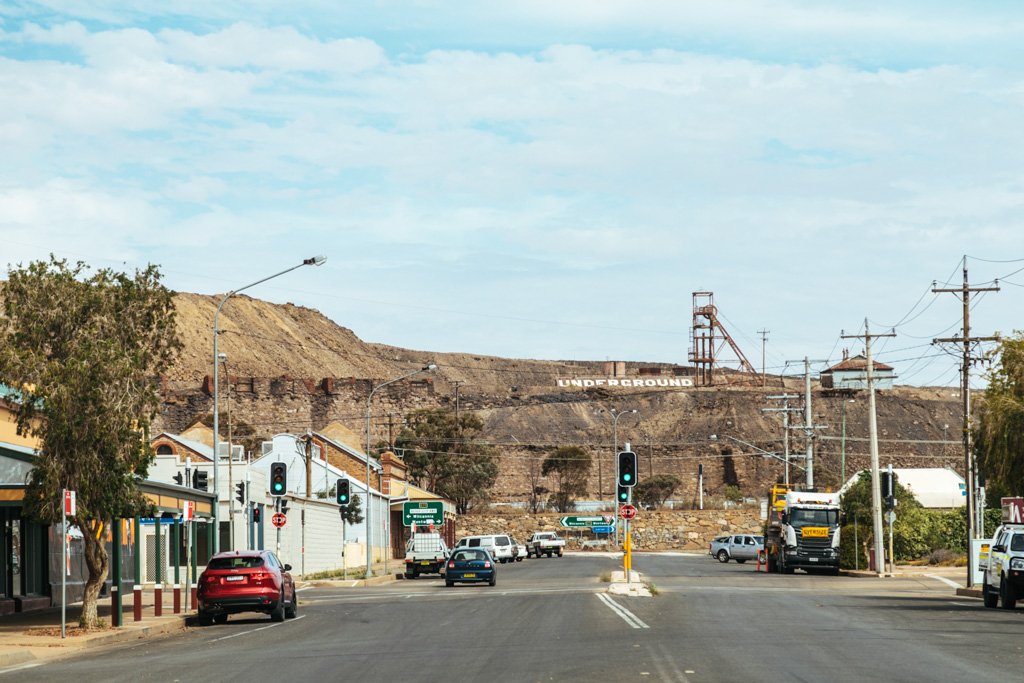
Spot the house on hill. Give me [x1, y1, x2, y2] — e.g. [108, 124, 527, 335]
[821, 351, 895, 390]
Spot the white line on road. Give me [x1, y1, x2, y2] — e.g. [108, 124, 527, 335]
[927, 574, 964, 590]
[596, 593, 650, 629]
[0, 662, 44, 676]
[209, 614, 306, 643]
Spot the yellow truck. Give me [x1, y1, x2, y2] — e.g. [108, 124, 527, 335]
[764, 485, 841, 575]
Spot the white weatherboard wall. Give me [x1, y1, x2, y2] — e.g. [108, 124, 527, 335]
[272, 496, 347, 577]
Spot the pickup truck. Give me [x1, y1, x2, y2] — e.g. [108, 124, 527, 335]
[403, 532, 449, 579]
[527, 532, 565, 558]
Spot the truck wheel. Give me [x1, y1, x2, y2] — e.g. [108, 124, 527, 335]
[983, 577, 998, 608]
[1000, 575, 1017, 610]
[717, 550, 729, 563]
[546, 551, 553, 558]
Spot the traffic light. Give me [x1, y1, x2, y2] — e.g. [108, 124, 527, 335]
[270, 462, 287, 496]
[173, 472, 183, 486]
[617, 484, 630, 504]
[617, 450, 637, 487]
[192, 469, 208, 491]
[336, 479, 350, 506]
[235, 482, 246, 505]
[252, 506, 261, 523]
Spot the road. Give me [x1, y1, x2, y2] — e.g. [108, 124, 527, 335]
[6, 553, 1024, 682]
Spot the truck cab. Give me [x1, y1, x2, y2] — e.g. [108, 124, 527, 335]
[764, 486, 842, 575]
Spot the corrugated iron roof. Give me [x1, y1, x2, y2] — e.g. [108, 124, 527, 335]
[825, 354, 894, 373]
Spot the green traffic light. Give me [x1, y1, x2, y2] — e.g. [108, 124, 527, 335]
[624, 474, 632, 482]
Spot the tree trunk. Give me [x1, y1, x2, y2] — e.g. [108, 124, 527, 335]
[77, 519, 110, 629]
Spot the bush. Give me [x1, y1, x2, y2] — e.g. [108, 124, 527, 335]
[927, 549, 958, 565]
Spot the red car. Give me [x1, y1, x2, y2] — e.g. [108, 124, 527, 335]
[196, 550, 298, 625]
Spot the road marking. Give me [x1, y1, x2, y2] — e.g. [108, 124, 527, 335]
[296, 587, 312, 592]
[927, 574, 963, 589]
[208, 614, 306, 642]
[596, 593, 650, 629]
[0, 662, 45, 676]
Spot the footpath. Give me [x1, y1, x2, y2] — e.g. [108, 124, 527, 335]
[0, 567, 396, 671]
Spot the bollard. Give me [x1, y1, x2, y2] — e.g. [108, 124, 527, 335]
[133, 585, 142, 622]
[173, 584, 181, 614]
[191, 583, 197, 611]
[154, 584, 163, 617]
[111, 586, 120, 627]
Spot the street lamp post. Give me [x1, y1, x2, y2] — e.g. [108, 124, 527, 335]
[219, 352, 235, 551]
[212, 255, 326, 555]
[364, 364, 437, 578]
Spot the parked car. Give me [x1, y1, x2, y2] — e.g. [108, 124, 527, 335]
[983, 524, 1024, 609]
[455, 534, 516, 563]
[445, 548, 497, 587]
[711, 534, 764, 563]
[196, 550, 297, 625]
[511, 536, 527, 561]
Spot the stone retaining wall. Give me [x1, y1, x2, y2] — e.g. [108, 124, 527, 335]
[455, 508, 764, 551]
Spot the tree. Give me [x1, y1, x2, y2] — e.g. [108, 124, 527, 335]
[0, 257, 179, 629]
[975, 333, 1024, 495]
[542, 446, 591, 512]
[342, 493, 365, 525]
[396, 409, 498, 514]
[633, 474, 681, 509]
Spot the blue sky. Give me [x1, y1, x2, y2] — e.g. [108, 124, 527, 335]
[2, 2, 1023, 387]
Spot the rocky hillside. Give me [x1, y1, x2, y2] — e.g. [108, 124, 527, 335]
[159, 293, 964, 502]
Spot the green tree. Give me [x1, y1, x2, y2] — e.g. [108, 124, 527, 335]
[975, 333, 1024, 495]
[0, 257, 179, 629]
[396, 408, 498, 514]
[542, 445, 591, 512]
[634, 474, 681, 509]
[342, 493, 365, 525]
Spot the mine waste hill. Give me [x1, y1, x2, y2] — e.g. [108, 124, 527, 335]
[162, 292, 962, 503]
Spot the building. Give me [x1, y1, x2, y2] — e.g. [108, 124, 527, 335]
[841, 467, 966, 509]
[821, 351, 895, 390]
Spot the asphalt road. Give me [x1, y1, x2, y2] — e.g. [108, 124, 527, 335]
[6, 553, 1024, 682]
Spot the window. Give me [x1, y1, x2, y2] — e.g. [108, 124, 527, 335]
[468, 538, 481, 547]
[156, 445, 173, 456]
[790, 509, 839, 526]
[496, 536, 510, 546]
[1011, 535, 1024, 552]
[208, 556, 264, 570]
[745, 537, 756, 546]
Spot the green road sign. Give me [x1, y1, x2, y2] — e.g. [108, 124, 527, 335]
[403, 501, 445, 528]
[559, 515, 609, 528]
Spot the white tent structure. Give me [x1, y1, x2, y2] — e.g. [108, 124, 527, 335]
[841, 467, 966, 509]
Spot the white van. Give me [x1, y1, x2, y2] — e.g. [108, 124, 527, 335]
[455, 534, 516, 563]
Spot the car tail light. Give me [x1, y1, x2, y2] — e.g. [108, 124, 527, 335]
[448, 561, 455, 569]
[483, 561, 491, 569]
[249, 572, 271, 586]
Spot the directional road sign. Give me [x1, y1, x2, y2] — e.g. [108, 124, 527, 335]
[559, 515, 607, 528]
[272, 512, 287, 528]
[619, 504, 638, 520]
[591, 525, 615, 534]
[403, 501, 444, 528]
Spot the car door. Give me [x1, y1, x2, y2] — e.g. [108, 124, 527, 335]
[728, 536, 744, 559]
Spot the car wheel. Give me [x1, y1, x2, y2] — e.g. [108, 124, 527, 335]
[445, 580, 454, 587]
[213, 613, 228, 624]
[983, 576, 998, 608]
[489, 575, 496, 587]
[198, 611, 214, 627]
[517, 557, 523, 562]
[270, 591, 286, 622]
[285, 591, 298, 619]
[735, 559, 747, 564]
[829, 567, 840, 577]
[717, 550, 729, 563]
[1000, 575, 1017, 610]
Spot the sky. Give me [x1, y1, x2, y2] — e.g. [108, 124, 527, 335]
[2, 1, 1023, 387]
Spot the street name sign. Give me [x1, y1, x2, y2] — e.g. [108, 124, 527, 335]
[403, 501, 444, 527]
[272, 512, 287, 528]
[559, 515, 607, 528]
[591, 525, 615, 534]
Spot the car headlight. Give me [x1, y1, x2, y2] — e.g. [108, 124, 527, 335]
[1011, 558, 1024, 571]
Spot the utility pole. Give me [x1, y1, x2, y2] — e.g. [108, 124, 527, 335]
[933, 262, 999, 588]
[783, 359, 828, 489]
[764, 395, 800, 485]
[304, 432, 313, 498]
[842, 321, 895, 578]
[452, 381, 463, 426]
[758, 329, 770, 387]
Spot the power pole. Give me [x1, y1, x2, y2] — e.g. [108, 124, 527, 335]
[758, 329, 770, 387]
[764, 394, 801, 485]
[933, 263, 999, 588]
[842, 321, 895, 578]
[452, 381, 463, 426]
[784, 358, 828, 489]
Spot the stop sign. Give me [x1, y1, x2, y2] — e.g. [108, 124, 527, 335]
[620, 504, 637, 520]
[272, 512, 287, 528]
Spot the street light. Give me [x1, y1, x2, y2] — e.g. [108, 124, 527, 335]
[212, 255, 326, 554]
[219, 352, 237, 551]
[364, 363, 437, 577]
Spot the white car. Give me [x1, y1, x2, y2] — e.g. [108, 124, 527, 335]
[511, 537, 527, 561]
[455, 534, 516, 563]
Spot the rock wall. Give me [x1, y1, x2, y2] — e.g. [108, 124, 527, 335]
[455, 508, 765, 551]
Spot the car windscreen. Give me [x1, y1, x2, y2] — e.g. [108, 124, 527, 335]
[1011, 535, 1024, 552]
[452, 550, 487, 562]
[208, 556, 264, 570]
[789, 508, 839, 526]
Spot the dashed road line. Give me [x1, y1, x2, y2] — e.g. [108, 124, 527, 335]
[927, 574, 963, 590]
